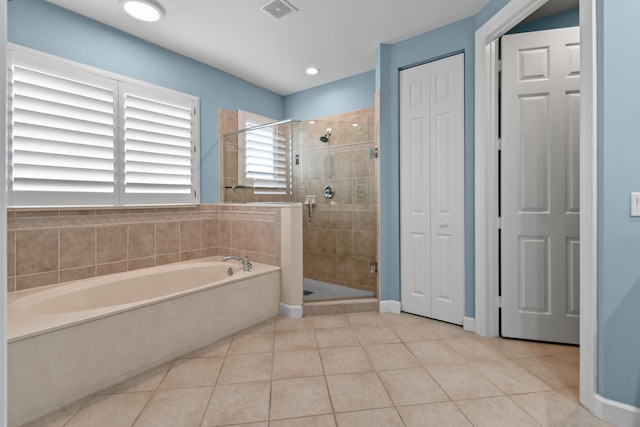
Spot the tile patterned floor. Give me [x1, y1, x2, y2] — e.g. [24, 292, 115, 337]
[23, 312, 613, 427]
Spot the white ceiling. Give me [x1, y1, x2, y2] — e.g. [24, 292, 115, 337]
[44, 0, 579, 96]
[45, 0, 489, 95]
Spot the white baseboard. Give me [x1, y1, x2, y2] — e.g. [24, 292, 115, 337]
[595, 393, 640, 427]
[463, 316, 475, 332]
[279, 303, 303, 318]
[379, 300, 401, 313]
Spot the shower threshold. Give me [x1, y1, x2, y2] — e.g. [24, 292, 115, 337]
[303, 278, 375, 301]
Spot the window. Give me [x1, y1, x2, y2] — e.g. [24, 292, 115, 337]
[8, 45, 200, 207]
[238, 110, 287, 195]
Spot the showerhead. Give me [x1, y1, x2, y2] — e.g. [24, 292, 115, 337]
[320, 131, 331, 143]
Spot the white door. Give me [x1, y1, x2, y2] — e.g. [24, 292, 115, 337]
[400, 54, 465, 325]
[501, 27, 580, 344]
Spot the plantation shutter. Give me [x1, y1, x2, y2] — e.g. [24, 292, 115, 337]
[120, 84, 197, 205]
[245, 123, 287, 194]
[238, 110, 288, 195]
[9, 50, 117, 206]
[7, 45, 200, 207]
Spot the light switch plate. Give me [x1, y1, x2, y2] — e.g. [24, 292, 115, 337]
[631, 193, 640, 217]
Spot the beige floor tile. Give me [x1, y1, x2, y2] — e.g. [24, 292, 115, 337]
[456, 396, 539, 427]
[353, 326, 400, 345]
[273, 349, 324, 379]
[201, 381, 271, 426]
[391, 323, 441, 342]
[275, 316, 311, 332]
[133, 387, 212, 427]
[345, 312, 388, 328]
[65, 392, 151, 427]
[363, 343, 420, 371]
[335, 408, 404, 427]
[99, 363, 171, 394]
[228, 333, 275, 355]
[378, 367, 449, 406]
[218, 423, 267, 427]
[492, 338, 561, 359]
[473, 359, 553, 395]
[315, 327, 360, 348]
[519, 355, 580, 388]
[185, 337, 231, 358]
[319, 346, 373, 375]
[427, 365, 503, 400]
[548, 344, 580, 367]
[21, 397, 89, 427]
[429, 322, 469, 339]
[270, 376, 333, 420]
[217, 353, 273, 384]
[397, 402, 472, 427]
[446, 337, 510, 362]
[236, 317, 276, 334]
[326, 372, 393, 413]
[275, 330, 318, 351]
[307, 314, 350, 330]
[511, 390, 613, 426]
[269, 414, 336, 427]
[159, 357, 224, 389]
[379, 312, 425, 325]
[405, 340, 468, 367]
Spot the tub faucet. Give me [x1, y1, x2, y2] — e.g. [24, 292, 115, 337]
[223, 255, 252, 272]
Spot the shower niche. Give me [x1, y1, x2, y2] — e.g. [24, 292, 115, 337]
[222, 115, 377, 302]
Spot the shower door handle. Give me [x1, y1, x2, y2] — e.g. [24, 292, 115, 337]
[307, 199, 313, 222]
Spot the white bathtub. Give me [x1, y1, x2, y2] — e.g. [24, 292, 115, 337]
[7, 257, 280, 427]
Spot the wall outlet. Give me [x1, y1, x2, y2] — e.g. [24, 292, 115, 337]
[356, 184, 365, 197]
[305, 195, 316, 205]
[299, 187, 305, 197]
[632, 192, 640, 217]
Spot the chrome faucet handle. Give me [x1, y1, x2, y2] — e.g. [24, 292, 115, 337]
[244, 257, 252, 271]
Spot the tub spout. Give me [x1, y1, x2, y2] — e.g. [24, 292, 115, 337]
[223, 255, 252, 272]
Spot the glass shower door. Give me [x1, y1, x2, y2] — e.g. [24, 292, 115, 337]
[293, 120, 377, 301]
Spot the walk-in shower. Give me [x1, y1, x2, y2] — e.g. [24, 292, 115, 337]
[222, 117, 377, 302]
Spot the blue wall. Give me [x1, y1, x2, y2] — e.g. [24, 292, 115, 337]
[508, 7, 579, 34]
[598, 0, 640, 408]
[284, 71, 375, 119]
[8, 0, 285, 204]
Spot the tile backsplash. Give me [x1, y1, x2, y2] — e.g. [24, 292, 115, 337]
[7, 204, 281, 292]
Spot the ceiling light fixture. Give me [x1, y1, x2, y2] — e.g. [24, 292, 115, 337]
[306, 66, 320, 76]
[121, 0, 165, 22]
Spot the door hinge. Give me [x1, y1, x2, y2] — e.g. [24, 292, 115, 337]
[497, 138, 502, 151]
[497, 217, 502, 229]
[370, 147, 379, 159]
[497, 296, 502, 308]
[497, 59, 502, 72]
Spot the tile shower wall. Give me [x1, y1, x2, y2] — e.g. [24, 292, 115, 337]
[297, 107, 378, 293]
[7, 204, 281, 292]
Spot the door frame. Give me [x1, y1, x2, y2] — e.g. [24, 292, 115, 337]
[473, 0, 597, 414]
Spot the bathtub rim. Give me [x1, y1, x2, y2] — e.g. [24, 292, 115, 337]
[8, 256, 280, 343]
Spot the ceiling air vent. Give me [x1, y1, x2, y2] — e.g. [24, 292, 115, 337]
[261, 0, 298, 20]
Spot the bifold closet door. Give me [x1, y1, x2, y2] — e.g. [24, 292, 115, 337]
[399, 54, 464, 325]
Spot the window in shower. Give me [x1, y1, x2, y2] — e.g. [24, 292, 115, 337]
[237, 110, 287, 195]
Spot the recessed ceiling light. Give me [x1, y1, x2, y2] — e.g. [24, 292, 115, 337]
[121, 0, 165, 22]
[306, 66, 320, 76]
